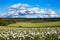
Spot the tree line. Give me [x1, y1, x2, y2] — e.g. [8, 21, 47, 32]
[0, 18, 60, 26]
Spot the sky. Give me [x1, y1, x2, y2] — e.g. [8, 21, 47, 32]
[0, 0, 60, 18]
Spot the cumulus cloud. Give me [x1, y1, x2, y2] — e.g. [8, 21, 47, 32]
[27, 7, 40, 14]
[0, 3, 58, 18]
[27, 8, 47, 14]
[57, 10, 60, 17]
[10, 3, 29, 8]
[48, 9, 55, 14]
[47, 9, 57, 17]
[10, 3, 21, 8]
[40, 9, 47, 14]
[19, 9, 26, 13]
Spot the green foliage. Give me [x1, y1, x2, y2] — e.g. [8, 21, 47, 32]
[45, 34, 58, 40]
[0, 18, 60, 27]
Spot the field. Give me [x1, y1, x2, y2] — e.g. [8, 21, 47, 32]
[0, 27, 60, 40]
[7, 21, 60, 27]
[0, 18, 60, 40]
[0, 18, 60, 27]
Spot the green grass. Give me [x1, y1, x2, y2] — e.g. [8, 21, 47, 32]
[7, 21, 60, 27]
[0, 27, 59, 40]
[0, 18, 60, 40]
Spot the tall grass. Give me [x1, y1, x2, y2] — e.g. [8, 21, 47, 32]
[0, 27, 60, 40]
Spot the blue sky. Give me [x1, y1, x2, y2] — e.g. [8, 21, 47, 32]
[0, 0, 60, 14]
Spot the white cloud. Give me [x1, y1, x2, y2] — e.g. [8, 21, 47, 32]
[0, 3, 58, 18]
[19, 9, 26, 13]
[40, 9, 47, 14]
[10, 3, 21, 8]
[48, 9, 55, 14]
[32, 7, 40, 13]
[28, 8, 47, 14]
[47, 9, 57, 17]
[50, 14, 57, 17]
[27, 7, 40, 14]
[25, 15, 32, 18]
[10, 3, 29, 9]
[21, 4, 29, 7]
[57, 10, 60, 17]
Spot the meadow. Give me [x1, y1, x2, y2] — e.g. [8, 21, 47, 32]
[0, 18, 60, 27]
[0, 27, 60, 40]
[0, 18, 60, 40]
[7, 21, 60, 27]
